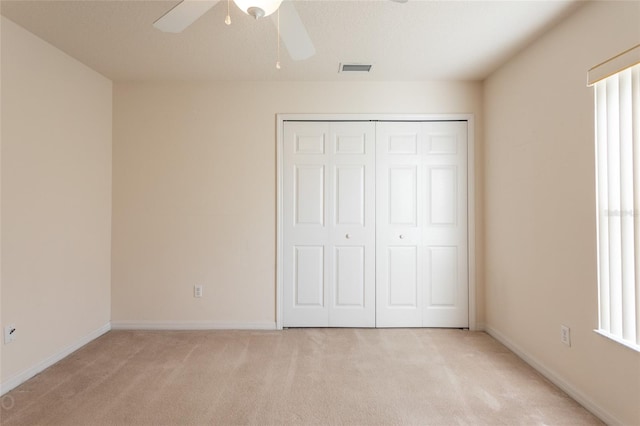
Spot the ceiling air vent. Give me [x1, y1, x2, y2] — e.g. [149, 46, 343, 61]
[339, 63, 373, 73]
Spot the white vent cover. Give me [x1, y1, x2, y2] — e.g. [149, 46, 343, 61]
[339, 63, 373, 73]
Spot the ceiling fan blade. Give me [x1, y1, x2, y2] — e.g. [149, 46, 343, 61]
[153, 0, 220, 33]
[271, 1, 315, 61]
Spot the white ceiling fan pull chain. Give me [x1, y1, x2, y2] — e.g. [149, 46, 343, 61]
[225, 0, 231, 25]
[276, 8, 281, 69]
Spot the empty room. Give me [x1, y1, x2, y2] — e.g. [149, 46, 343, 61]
[1, 0, 639, 424]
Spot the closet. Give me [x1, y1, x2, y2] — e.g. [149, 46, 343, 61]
[281, 118, 469, 328]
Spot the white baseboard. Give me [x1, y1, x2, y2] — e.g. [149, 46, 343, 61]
[0, 322, 111, 396]
[110, 320, 277, 331]
[484, 325, 622, 426]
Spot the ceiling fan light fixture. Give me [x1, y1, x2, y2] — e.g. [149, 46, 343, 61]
[233, 0, 283, 19]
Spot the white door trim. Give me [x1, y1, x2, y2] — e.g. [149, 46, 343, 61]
[276, 114, 476, 330]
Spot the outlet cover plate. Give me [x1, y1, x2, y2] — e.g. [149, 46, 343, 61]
[4, 325, 16, 344]
[194, 285, 203, 298]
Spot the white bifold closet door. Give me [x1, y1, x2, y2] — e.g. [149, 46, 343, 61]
[283, 121, 376, 327]
[376, 121, 468, 328]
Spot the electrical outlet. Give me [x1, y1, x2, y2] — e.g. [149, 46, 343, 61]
[194, 285, 203, 298]
[560, 325, 571, 347]
[4, 325, 17, 344]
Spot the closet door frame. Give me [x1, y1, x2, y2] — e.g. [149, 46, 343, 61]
[276, 114, 476, 331]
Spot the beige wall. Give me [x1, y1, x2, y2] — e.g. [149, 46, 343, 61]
[1, 17, 112, 384]
[111, 81, 484, 326]
[483, 1, 640, 424]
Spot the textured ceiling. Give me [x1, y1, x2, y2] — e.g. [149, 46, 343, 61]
[0, 0, 582, 82]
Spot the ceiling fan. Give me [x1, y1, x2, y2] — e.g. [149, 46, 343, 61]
[154, 0, 408, 66]
[153, 0, 316, 62]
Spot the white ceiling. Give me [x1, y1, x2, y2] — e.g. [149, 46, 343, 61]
[0, 0, 582, 82]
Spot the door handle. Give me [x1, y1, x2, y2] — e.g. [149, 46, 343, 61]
[399, 234, 404, 239]
[345, 234, 351, 239]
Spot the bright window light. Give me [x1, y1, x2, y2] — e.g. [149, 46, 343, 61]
[594, 61, 640, 352]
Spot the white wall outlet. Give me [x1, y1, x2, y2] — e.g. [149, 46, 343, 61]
[4, 325, 17, 344]
[560, 325, 571, 346]
[194, 285, 203, 298]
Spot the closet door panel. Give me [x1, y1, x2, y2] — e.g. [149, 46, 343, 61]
[422, 121, 468, 327]
[388, 246, 419, 307]
[335, 165, 365, 226]
[329, 122, 375, 327]
[376, 122, 423, 327]
[283, 122, 330, 326]
[377, 121, 469, 328]
[284, 121, 375, 327]
[334, 246, 365, 307]
[294, 246, 325, 306]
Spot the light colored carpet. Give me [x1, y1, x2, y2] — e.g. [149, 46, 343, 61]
[0, 329, 601, 425]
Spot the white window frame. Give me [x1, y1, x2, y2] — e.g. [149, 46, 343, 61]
[591, 45, 640, 352]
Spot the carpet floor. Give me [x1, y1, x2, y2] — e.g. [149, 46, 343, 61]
[0, 329, 602, 425]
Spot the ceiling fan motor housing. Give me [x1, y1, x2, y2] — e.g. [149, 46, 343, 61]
[233, 0, 283, 18]
[247, 6, 265, 19]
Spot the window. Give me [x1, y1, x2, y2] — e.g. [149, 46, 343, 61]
[590, 45, 639, 351]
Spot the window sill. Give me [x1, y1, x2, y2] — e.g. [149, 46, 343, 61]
[594, 329, 640, 353]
